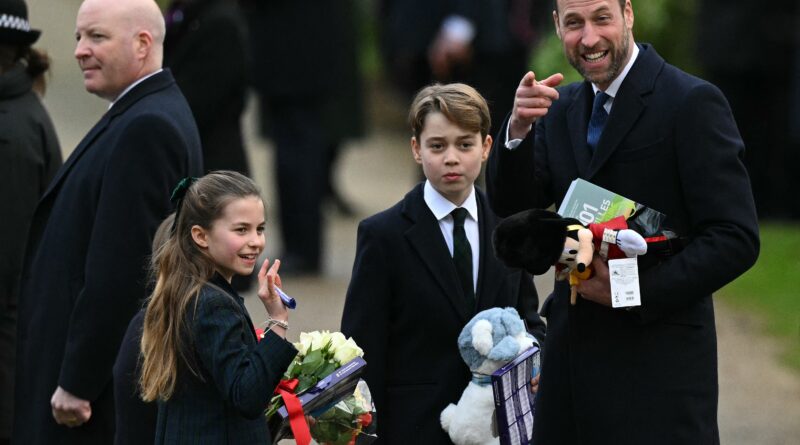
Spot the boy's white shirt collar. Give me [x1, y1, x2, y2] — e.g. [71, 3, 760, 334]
[423, 180, 479, 223]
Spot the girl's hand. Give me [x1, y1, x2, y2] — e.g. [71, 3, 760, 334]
[257, 259, 289, 323]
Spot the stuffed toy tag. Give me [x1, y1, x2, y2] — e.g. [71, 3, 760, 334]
[609, 258, 641, 308]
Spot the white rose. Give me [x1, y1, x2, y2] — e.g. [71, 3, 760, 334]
[311, 330, 332, 350]
[333, 337, 364, 365]
[295, 332, 314, 355]
[329, 331, 347, 350]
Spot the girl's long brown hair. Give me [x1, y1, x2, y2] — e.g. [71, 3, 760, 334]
[139, 171, 262, 402]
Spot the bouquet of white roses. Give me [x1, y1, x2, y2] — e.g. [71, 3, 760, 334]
[267, 331, 377, 445]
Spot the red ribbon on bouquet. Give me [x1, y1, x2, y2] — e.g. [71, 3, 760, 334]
[274, 378, 311, 445]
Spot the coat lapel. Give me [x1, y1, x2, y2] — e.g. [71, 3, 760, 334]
[41, 114, 110, 201]
[566, 83, 593, 178]
[586, 88, 645, 179]
[587, 44, 661, 179]
[475, 191, 504, 309]
[403, 185, 472, 323]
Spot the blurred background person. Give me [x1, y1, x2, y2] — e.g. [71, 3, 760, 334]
[0, 1, 62, 444]
[696, 0, 800, 220]
[378, 0, 551, 136]
[243, 0, 365, 275]
[163, 0, 250, 177]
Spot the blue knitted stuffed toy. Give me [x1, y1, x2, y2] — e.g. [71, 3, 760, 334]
[440, 307, 538, 445]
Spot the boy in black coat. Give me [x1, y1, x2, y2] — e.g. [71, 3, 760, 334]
[341, 83, 545, 444]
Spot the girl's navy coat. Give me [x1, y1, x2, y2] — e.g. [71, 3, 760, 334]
[155, 275, 296, 444]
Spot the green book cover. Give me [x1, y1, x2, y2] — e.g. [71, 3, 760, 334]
[557, 178, 638, 226]
[558, 179, 682, 254]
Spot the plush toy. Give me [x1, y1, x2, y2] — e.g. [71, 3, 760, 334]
[492, 209, 652, 304]
[440, 307, 538, 445]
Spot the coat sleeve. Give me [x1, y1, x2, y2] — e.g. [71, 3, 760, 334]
[58, 113, 190, 400]
[516, 271, 546, 345]
[193, 291, 297, 418]
[636, 82, 760, 323]
[340, 219, 391, 419]
[486, 113, 554, 217]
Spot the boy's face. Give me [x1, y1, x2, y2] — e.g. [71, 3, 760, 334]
[411, 111, 492, 206]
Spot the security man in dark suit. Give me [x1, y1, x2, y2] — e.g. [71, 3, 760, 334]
[486, 1, 759, 444]
[13, 0, 202, 443]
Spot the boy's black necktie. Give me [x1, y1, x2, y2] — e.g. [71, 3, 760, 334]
[587, 91, 610, 152]
[451, 208, 475, 307]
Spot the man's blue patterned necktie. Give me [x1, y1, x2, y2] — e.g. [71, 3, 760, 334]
[587, 91, 610, 152]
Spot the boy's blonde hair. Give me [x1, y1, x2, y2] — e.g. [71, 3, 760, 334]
[408, 83, 491, 140]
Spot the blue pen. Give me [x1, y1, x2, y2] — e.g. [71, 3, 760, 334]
[274, 286, 297, 309]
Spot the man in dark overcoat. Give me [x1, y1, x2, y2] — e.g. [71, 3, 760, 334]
[13, 0, 202, 443]
[486, 0, 760, 444]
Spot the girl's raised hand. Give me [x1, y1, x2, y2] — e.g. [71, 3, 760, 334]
[257, 259, 289, 323]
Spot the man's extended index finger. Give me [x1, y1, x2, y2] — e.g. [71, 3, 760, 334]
[519, 71, 536, 87]
[539, 72, 564, 88]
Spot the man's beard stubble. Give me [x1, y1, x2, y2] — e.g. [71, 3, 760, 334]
[567, 28, 631, 87]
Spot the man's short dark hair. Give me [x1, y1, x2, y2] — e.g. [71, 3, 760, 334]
[552, 0, 626, 14]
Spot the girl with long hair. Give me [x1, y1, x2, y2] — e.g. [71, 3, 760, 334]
[140, 171, 297, 443]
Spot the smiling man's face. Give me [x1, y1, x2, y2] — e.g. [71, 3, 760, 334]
[554, 0, 634, 90]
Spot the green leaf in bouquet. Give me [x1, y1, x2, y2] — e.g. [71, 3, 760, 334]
[310, 418, 354, 445]
[341, 395, 361, 415]
[298, 348, 332, 379]
[264, 394, 283, 420]
[310, 419, 337, 440]
[302, 348, 325, 368]
[335, 428, 357, 445]
[284, 358, 302, 379]
[317, 360, 338, 379]
[295, 373, 319, 394]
